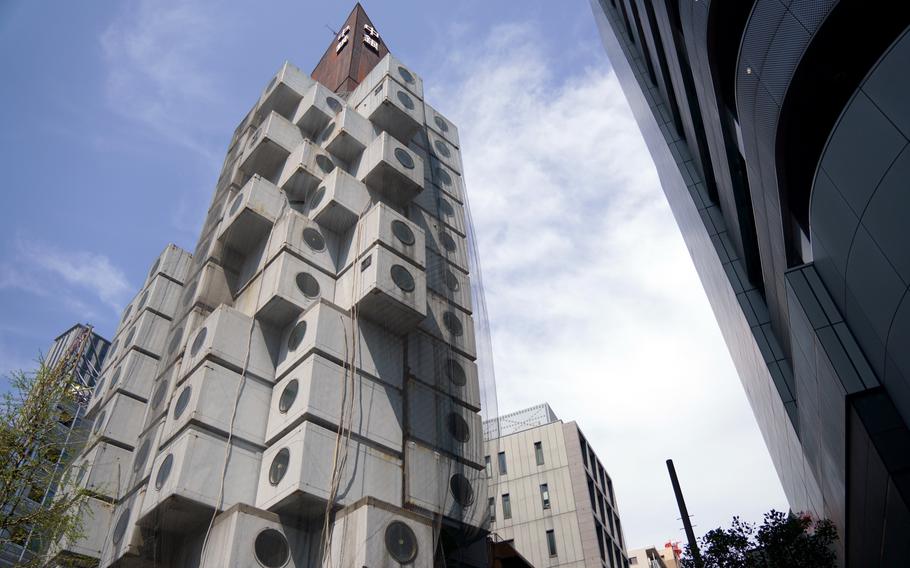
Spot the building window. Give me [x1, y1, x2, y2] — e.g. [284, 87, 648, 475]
[502, 494, 512, 520]
[546, 529, 557, 557]
[498, 451, 507, 475]
[534, 441, 544, 465]
[485, 455, 491, 478]
[630, 557, 638, 565]
[540, 483, 551, 509]
[488, 496, 495, 522]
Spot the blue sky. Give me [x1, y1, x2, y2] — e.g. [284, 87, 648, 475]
[0, 0, 787, 552]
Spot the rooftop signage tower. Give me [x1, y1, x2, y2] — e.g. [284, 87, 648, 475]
[53, 4, 495, 566]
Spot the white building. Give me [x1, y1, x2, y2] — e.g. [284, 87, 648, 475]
[484, 404, 629, 568]
[52, 4, 492, 567]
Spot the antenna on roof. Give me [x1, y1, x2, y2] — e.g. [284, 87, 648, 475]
[325, 24, 338, 36]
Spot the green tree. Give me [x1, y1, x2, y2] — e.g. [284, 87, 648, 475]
[0, 338, 95, 567]
[681, 510, 838, 568]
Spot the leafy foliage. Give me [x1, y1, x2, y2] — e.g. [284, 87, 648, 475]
[0, 357, 94, 566]
[681, 510, 838, 568]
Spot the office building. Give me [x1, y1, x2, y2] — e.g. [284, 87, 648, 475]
[590, 1, 910, 563]
[0, 324, 110, 567]
[484, 404, 629, 568]
[52, 4, 493, 567]
[627, 543, 680, 568]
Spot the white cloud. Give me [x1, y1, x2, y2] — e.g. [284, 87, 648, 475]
[430, 22, 788, 548]
[2, 239, 131, 316]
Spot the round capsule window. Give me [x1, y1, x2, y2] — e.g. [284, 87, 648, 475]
[182, 282, 197, 306]
[443, 311, 463, 337]
[325, 96, 343, 113]
[309, 186, 326, 210]
[108, 340, 119, 358]
[434, 139, 451, 158]
[391, 220, 415, 246]
[190, 327, 208, 356]
[397, 90, 415, 110]
[447, 412, 471, 443]
[398, 65, 415, 85]
[394, 147, 415, 170]
[151, 381, 168, 410]
[93, 411, 106, 434]
[269, 448, 290, 485]
[148, 259, 160, 279]
[287, 321, 307, 351]
[449, 474, 474, 506]
[390, 264, 416, 293]
[315, 154, 335, 174]
[302, 227, 326, 251]
[124, 327, 136, 346]
[435, 167, 452, 187]
[434, 115, 450, 133]
[295, 272, 320, 299]
[174, 386, 192, 419]
[385, 521, 418, 563]
[155, 453, 174, 490]
[444, 270, 460, 292]
[278, 379, 298, 413]
[439, 231, 457, 253]
[112, 508, 131, 545]
[110, 366, 122, 387]
[121, 305, 133, 323]
[75, 463, 88, 487]
[438, 198, 455, 218]
[445, 358, 467, 386]
[254, 528, 290, 568]
[168, 328, 184, 354]
[319, 121, 335, 143]
[133, 439, 151, 473]
[230, 192, 244, 216]
[94, 378, 106, 397]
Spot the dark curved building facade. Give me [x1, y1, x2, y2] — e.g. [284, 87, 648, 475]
[590, 1, 910, 564]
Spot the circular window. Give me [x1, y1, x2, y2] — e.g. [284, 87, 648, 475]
[391, 220, 415, 246]
[255, 529, 290, 568]
[174, 386, 192, 419]
[439, 231, 457, 253]
[447, 412, 471, 443]
[151, 381, 168, 410]
[443, 311, 463, 337]
[195, 237, 211, 260]
[390, 265, 415, 292]
[94, 378, 106, 397]
[93, 411, 106, 434]
[398, 66, 415, 85]
[121, 305, 132, 323]
[182, 282, 197, 306]
[309, 186, 326, 210]
[75, 463, 87, 487]
[445, 358, 467, 386]
[438, 198, 455, 217]
[444, 270, 460, 292]
[278, 379, 298, 413]
[385, 521, 418, 563]
[315, 154, 335, 174]
[269, 448, 290, 486]
[155, 454, 174, 490]
[133, 439, 151, 473]
[112, 508, 131, 545]
[302, 227, 326, 251]
[434, 115, 450, 133]
[190, 327, 207, 356]
[394, 147, 415, 170]
[435, 167, 452, 187]
[124, 327, 136, 346]
[295, 272, 320, 299]
[450, 474, 474, 506]
[434, 139, 451, 158]
[230, 193, 244, 216]
[325, 96, 343, 113]
[168, 328, 184, 354]
[110, 367, 122, 387]
[397, 90, 415, 110]
[287, 321, 307, 351]
[108, 340, 119, 358]
[319, 122, 335, 143]
[148, 259, 160, 279]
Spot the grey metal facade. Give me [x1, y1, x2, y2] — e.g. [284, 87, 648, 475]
[590, 1, 910, 564]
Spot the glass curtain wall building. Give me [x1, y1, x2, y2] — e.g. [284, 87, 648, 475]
[590, 1, 910, 564]
[52, 4, 497, 567]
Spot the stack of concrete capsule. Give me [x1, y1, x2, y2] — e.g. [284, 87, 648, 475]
[54, 55, 487, 568]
